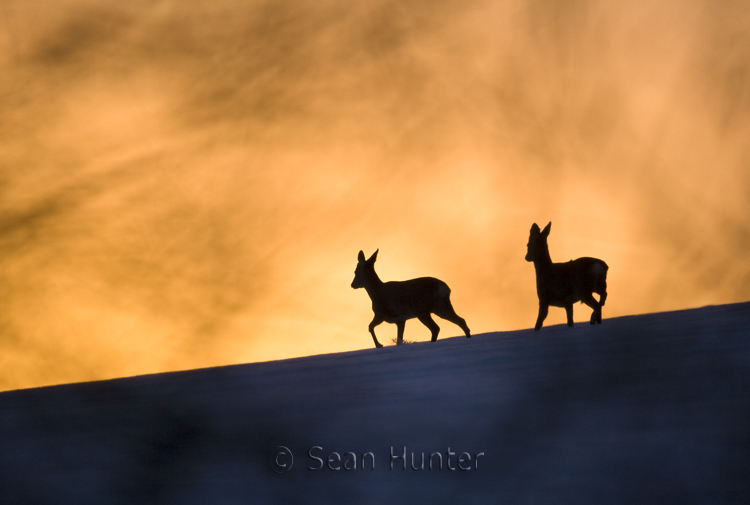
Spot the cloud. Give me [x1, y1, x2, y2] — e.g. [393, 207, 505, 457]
[0, 0, 748, 389]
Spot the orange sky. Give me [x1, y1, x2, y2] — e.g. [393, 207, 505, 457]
[1, 0, 749, 391]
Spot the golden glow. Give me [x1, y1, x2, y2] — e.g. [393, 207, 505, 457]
[1, 0, 749, 390]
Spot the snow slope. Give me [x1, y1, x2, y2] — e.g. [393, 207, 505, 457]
[0, 303, 749, 504]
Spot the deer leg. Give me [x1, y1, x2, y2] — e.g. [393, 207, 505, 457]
[418, 314, 441, 342]
[564, 304, 574, 327]
[534, 304, 549, 331]
[581, 294, 602, 325]
[597, 287, 607, 309]
[368, 315, 384, 348]
[434, 304, 471, 338]
[396, 321, 406, 345]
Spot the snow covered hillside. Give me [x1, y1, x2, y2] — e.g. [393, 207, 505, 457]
[0, 302, 749, 504]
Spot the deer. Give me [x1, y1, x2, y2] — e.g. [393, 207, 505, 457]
[525, 222, 608, 331]
[351, 250, 471, 348]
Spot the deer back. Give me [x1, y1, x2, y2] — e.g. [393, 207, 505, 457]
[538, 257, 608, 305]
[373, 277, 450, 319]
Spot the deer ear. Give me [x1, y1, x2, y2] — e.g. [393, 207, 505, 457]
[541, 222, 551, 237]
[531, 223, 540, 235]
[368, 249, 379, 263]
[358, 250, 365, 263]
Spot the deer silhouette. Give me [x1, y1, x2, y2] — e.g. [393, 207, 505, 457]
[525, 222, 608, 330]
[351, 250, 471, 347]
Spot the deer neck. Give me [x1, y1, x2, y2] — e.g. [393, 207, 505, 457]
[362, 269, 384, 298]
[533, 245, 553, 271]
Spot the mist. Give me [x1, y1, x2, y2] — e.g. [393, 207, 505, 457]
[1, 0, 749, 390]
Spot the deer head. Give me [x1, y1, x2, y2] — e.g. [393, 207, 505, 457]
[525, 222, 551, 263]
[351, 249, 378, 289]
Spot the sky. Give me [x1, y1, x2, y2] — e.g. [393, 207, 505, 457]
[0, 0, 749, 391]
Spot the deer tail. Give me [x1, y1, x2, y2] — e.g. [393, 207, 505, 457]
[591, 261, 608, 276]
[438, 282, 451, 298]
